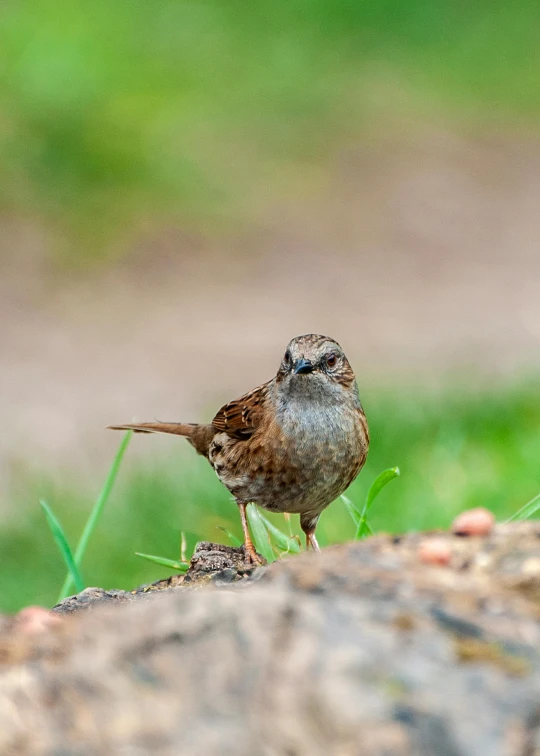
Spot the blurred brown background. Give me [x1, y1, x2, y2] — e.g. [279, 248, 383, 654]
[3, 130, 540, 476]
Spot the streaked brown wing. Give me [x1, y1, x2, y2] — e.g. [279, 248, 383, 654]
[211, 380, 271, 440]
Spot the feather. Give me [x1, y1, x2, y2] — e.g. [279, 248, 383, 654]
[211, 381, 271, 440]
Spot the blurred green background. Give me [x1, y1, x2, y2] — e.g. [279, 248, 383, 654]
[1, 0, 540, 612]
[2, 0, 540, 252]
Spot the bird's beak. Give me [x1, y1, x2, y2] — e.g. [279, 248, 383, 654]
[293, 358, 314, 375]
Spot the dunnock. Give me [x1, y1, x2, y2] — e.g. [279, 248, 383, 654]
[109, 334, 369, 563]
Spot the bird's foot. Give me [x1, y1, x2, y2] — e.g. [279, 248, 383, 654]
[242, 543, 266, 567]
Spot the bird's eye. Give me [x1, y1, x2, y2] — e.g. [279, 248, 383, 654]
[284, 350, 291, 363]
[326, 353, 338, 368]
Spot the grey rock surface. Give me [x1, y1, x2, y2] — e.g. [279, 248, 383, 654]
[52, 542, 260, 615]
[1, 524, 540, 755]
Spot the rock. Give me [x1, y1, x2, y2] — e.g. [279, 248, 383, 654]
[53, 586, 136, 614]
[1, 523, 540, 755]
[182, 540, 264, 583]
[53, 542, 261, 615]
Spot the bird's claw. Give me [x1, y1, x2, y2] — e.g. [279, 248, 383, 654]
[243, 545, 265, 567]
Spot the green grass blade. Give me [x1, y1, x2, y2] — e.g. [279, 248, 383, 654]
[40, 500, 85, 599]
[217, 526, 242, 546]
[365, 467, 401, 512]
[59, 431, 133, 600]
[247, 504, 275, 562]
[135, 552, 189, 572]
[355, 467, 400, 539]
[257, 511, 301, 553]
[180, 531, 188, 563]
[505, 491, 540, 523]
[341, 493, 362, 528]
[360, 520, 375, 537]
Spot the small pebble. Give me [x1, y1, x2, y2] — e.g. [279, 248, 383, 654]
[418, 538, 452, 566]
[452, 508, 495, 537]
[14, 606, 62, 635]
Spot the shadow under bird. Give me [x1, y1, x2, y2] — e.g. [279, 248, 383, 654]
[108, 334, 369, 563]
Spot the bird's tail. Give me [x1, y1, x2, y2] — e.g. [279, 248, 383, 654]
[107, 422, 196, 437]
[107, 421, 215, 456]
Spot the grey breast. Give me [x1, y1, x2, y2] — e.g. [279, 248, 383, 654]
[256, 398, 360, 512]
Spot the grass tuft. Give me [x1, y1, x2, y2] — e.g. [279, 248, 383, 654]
[256, 511, 302, 555]
[58, 431, 132, 600]
[341, 467, 400, 539]
[247, 505, 276, 563]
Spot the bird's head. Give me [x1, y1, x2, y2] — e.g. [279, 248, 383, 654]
[276, 334, 357, 399]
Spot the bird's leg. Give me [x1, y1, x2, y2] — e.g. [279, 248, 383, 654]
[237, 502, 264, 565]
[301, 514, 321, 553]
[305, 530, 321, 552]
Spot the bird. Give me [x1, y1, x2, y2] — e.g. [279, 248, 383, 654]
[108, 334, 369, 564]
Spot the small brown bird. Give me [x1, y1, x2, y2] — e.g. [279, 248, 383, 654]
[109, 334, 369, 563]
